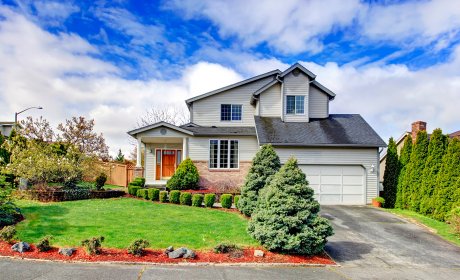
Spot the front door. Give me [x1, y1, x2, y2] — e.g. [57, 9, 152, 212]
[162, 150, 176, 178]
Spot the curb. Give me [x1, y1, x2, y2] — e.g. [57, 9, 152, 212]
[0, 255, 339, 267]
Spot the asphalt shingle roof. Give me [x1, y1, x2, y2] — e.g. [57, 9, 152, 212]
[254, 114, 386, 147]
[180, 124, 256, 136]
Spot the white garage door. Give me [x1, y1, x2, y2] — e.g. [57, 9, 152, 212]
[299, 165, 365, 205]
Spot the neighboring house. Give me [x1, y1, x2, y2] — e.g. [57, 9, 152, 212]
[128, 63, 386, 205]
[379, 121, 460, 186]
[0, 122, 15, 137]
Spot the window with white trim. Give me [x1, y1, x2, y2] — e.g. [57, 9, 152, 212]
[209, 140, 239, 169]
[286, 95, 305, 114]
[221, 104, 242, 121]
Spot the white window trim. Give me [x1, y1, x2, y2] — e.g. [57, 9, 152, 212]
[285, 95, 306, 115]
[208, 139, 240, 169]
[220, 104, 243, 122]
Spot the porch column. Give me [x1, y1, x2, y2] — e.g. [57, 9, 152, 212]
[136, 137, 142, 167]
[182, 137, 188, 160]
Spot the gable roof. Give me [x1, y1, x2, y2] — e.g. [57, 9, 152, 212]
[127, 121, 194, 137]
[279, 62, 316, 79]
[254, 115, 387, 147]
[185, 69, 281, 105]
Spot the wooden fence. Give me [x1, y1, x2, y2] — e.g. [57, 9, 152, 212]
[98, 162, 135, 187]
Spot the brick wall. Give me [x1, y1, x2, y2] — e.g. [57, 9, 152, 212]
[193, 160, 251, 193]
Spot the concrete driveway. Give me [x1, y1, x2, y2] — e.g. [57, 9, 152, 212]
[321, 205, 460, 278]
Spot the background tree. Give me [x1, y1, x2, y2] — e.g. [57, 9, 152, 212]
[419, 129, 448, 215]
[57, 116, 109, 161]
[0, 134, 10, 166]
[137, 106, 189, 127]
[395, 135, 413, 209]
[248, 157, 333, 255]
[238, 144, 281, 217]
[431, 138, 460, 221]
[18, 116, 55, 142]
[382, 137, 399, 208]
[115, 149, 125, 163]
[407, 131, 429, 211]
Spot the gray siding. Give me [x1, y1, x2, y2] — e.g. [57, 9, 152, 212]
[191, 77, 273, 126]
[188, 136, 259, 161]
[283, 72, 309, 122]
[309, 86, 329, 118]
[145, 143, 182, 183]
[259, 83, 281, 117]
[275, 147, 380, 203]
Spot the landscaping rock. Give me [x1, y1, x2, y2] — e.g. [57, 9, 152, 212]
[168, 247, 187, 259]
[254, 250, 264, 257]
[164, 246, 174, 255]
[11, 242, 30, 253]
[58, 248, 76, 257]
[183, 248, 196, 259]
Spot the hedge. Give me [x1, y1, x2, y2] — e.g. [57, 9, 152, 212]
[204, 194, 216, 208]
[220, 194, 233, 209]
[180, 192, 192, 206]
[234, 195, 240, 210]
[159, 191, 168, 203]
[148, 188, 160, 201]
[169, 190, 180, 204]
[192, 194, 204, 207]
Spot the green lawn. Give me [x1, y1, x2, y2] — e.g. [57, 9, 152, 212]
[381, 208, 460, 247]
[14, 198, 257, 249]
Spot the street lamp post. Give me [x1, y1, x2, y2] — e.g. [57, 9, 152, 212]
[14, 106, 43, 125]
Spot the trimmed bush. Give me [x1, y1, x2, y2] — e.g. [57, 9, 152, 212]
[192, 194, 204, 207]
[127, 239, 150, 256]
[234, 195, 240, 209]
[0, 225, 16, 243]
[81, 236, 104, 255]
[204, 194, 216, 208]
[139, 189, 149, 199]
[166, 158, 199, 190]
[128, 185, 141, 196]
[148, 188, 160, 201]
[248, 157, 334, 255]
[239, 144, 281, 217]
[214, 242, 240, 254]
[95, 173, 107, 190]
[220, 194, 233, 209]
[180, 192, 192, 206]
[170, 190, 180, 204]
[159, 191, 168, 202]
[129, 177, 145, 188]
[37, 236, 52, 252]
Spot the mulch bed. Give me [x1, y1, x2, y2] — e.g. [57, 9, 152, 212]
[0, 241, 335, 265]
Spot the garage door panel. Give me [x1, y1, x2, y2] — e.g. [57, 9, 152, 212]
[342, 166, 364, 175]
[320, 194, 341, 203]
[343, 175, 363, 185]
[309, 184, 320, 193]
[343, 185, 363, 194]
[320, 166, 341, 175]
[320, 184, 341, 194]
[321, 175, 341, 184]
[342, 195, 364, 204]
[307, 175, 320, 185]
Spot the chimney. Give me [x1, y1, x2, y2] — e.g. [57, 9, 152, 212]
[411, 121, 427, 142]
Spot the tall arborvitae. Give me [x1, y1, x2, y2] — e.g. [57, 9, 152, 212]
[419, 129, 448, 215]
[395, 135, 413, 209]
[431, 138, 460, 221]
[238, 144, 281, 217]
[382, 137, 399, 208]
[407, 131, 429, 212]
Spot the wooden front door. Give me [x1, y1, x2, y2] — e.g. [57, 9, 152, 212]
[162, 150, 176, 178]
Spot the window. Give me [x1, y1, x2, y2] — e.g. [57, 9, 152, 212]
[176, 150, 182, 166]
[209, 140, 239, 169]
[221, 104, 242, 121]
[286, 95, 305, 114]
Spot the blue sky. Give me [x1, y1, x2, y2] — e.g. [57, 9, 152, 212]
[1, 0, 460, 156]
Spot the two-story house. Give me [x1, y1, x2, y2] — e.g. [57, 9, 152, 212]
[128, 63, 386, 205]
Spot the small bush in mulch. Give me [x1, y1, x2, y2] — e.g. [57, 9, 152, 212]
[213, 243, 243, 258]
[0, 225, 16, 243]
[148, 188, 160, 201]
[234, 195, 240, 210]
[170, 190, 180, 204]
[192, 194, 204, 207]
[179, 192, 192, 206]
[36, 236, 52, 252]
[95, 173, 107, 191]
[81, 236, 104, 255]
[159, 191, 168, 202]
[220, 194, 233, 209]
[204, 194, 216, 208]
[127, 239, 150, 256]
[137, 189, 149, 200]
[128, 185, 141, 196]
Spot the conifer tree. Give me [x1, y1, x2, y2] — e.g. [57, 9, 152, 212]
[419, 129, 448, 215]
[383, 137, 399, 208]
[407, 131, 429, 211]
[431, 138, 460, 221]
[115, 149, 125, 163]
[395, 135, 412, 209]
[247, 157, 333, 255]
[238, 144, 281, 217]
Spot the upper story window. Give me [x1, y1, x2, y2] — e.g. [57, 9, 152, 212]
[221, 104, 242, 121]
[286, 95, 305, 115]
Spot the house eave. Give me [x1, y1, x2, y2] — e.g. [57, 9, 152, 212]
[127, 121, 194, 137]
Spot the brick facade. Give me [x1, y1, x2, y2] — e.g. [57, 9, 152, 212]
[193, 160, 251, 193]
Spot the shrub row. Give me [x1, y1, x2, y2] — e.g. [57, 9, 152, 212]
[133, 189, 238, 209]
[29, 189, 124, 202]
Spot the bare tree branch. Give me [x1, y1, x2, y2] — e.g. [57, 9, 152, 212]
[19, 116, 55, 142]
